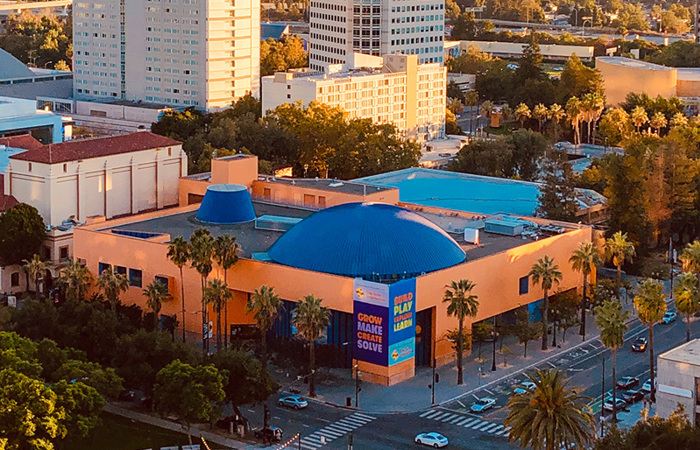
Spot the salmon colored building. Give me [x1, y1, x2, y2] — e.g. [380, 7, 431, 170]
[73, 155, 592, 385]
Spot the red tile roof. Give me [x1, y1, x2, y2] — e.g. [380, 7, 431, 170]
[0, 175, 18, 212]
[10, 132, 181, 164]
[0, 134, 43, 151]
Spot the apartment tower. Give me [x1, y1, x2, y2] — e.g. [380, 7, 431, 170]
[309, 0, 445, 72]
[73, 0, 260, 111]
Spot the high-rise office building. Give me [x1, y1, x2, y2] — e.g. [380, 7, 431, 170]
[73, 0, 260, 111]
[308, 0, 445, 72]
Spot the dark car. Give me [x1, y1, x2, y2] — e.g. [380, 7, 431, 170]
[631, 337, 648, 352]
[616, 376, 640, 390]
[621, 389, 645, 404]
[254, 426, 283, 444]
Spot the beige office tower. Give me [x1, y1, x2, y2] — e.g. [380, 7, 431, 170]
[73, 0, 260, 111]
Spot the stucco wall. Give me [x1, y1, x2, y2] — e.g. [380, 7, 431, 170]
[596, 58, 677, 105]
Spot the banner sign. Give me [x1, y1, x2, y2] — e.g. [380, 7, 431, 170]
[353, 278, 416, 367]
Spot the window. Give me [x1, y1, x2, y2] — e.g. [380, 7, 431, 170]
[98, 262, 111, 274]
[318, 196, 326, 208]
[59, 246, 69, 260]
[115, 266, 127, 276]
[519, 276, 529, 295]
[10, 272, 19, 287]
[155, 275, 169, 293]
[63, 163, 67, 172]
[129, 269, 143, 287]
[28, 163, 32, 172]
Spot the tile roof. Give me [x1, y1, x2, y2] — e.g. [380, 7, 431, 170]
[10, 132, 181, 164]
[0, 134, 43, 151]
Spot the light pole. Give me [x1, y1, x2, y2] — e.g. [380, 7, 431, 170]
[600, 356, 606, 437]
[354, 363, 361, 407]
[491, 315, 497, 372]
[44, 61, 53, 69]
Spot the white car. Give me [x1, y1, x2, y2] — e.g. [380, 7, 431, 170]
[415, 432, 449, 448]
[662, 311, 677, 324]
[470, 397, 496, 413]
[513, 380, 536, 394]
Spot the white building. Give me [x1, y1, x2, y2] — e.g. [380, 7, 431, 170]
[308, 0, 445, 72]
[262, 54, 446, 141]
[73, 0, 260, 111]
[657, 339, 700, 424]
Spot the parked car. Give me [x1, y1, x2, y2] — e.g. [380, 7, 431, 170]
[631, 337, 648, 352]
[642, 378, 657, 393]
[662, 311, 678, 324]
[470, 397, 496, 413]
[254, 426, 283, 443]
[621, 389, 645, 404]
[415, 432, 449, 448]
[616, 376, 640, 390]
[278, 395, 308, 410]
[513, 380, 537, 394]
[603, 397, 629, 412]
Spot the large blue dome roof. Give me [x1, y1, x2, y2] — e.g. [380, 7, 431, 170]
[268, 203, 466, 279]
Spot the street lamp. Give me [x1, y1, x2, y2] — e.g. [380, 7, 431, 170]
[44, 61, 53, 69]
[491, 315, 497, 372]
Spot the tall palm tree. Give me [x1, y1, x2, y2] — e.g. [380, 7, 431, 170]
[631, 105, 648, 133]
[549, 103, 565, 142]
[143, 279, 172, 331]
[97, 268, 130, 312]
[566, 96, 582, 145]
[515, 103, 531, 128]
[680, 241, 700, 280]
[57, 259, 93, 302]
[505, 369, 595, 450]
[634, 278, 667, 403]
[649, 111, 667, 135]
[480, 100, 495, 123]
[213, 234, 239, 349]
[674, 272, 699, 343]
[582, 92, 605, 144]
[605, 231, 636, 300]
[246, 285, 283, 361]
[443, 279, 479, 385]
[167, 236, 190, 342]
[189, 228, 214, 353]
[595, 299, 629, 424]
[530, 256, 563, 351]
[670, 112, 688, 128]
[292, 294, 330, 397]
[464, 90, 478, 135]
[532, 103, 548, 132]
[204, 279, 232, 351]
[569, 242, 602, 339]
[22, 254, 47, 299]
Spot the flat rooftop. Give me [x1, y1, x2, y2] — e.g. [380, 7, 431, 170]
[659, 339, 700, 366]
[355, 168, 606, 216]
[596, 57, 674, 71]
[257, 175, 396, 196]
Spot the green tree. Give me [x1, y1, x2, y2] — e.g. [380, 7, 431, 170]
[213, 234, 239, 349]
[475, 60, 516, 103]
[246, 285, 283, 362]
[52, 380, 105, 441]
[447, 43, 492, 74]
[96, 268, 129, 313]
[508, 129, 548, 181]
[449, 137, 514, 178]
[674, 272, 700, 343]
[536, 154, 579, 222]
[515, 36, 545, 84]
[549, 103, 566, 142]
[532, 103, 548, 132]
[634, 279, 666, 403]
[566, 96, 583, 145]
[143, 280, 172, 332]
[604, 154, 650, 249]
[153, 360, 227, 444]
[515, 103, 531, 127]
[512, 307, 542, 357]
[53, 359, 123, 399]
[204, 279, 232, 352]
[530, 256, 563, 351]
[605, 231, 636, 299]
[443, 280, 479, 385]
[581, 92, 605, 144]
[260, 35, 308, 76]
[631, 105, 649, 133]
[557, 53, 603, 104]
[615, 3, 651, 31]
[569, 242, 602, 339]
[292, 295, 330, 397]
[167, 236, 190, 342]
[680, 241, 700, 276]
[595, 299, 629, 423]
[151, 107, 209, 143]
[189, 228, 215, 353]
[57, 260, 92, 303]
[472, 321, 493, 360]
[0, 203, 46, 267]
[210, 349, 278, 409]
[22, 254, 47, 299]
[0, 11, 72, 68]
[598, 107, 632, 146]
[504, 369, 595, 450]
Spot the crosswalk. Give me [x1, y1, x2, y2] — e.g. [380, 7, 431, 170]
[299, 412, 377, 449]
[418, 409, 511, 437]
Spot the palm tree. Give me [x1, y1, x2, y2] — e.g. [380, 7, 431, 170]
[292, 294, 330, 397]
[505, 369, 595, 450]
[480, 100, 495, 123]
[649, 111, 667, 135]
[582, 92, 605, 144]
[674, 272, 699, 342]
[549, 103, 565, 142]
[57, 260, 93, 302]
[569, 242, 602, 340]
[595, 299, 629, 424]
[143, 279, 171, 331]
[532, 103, 548, 132]
[213, 234, 239, 349]
[680, 241, 700, 279]
[22, 254, 47, 299]
[631, 105, 648, 133]
[605, 231, 636, 300]
[204, 279, 232, 351]
[443, 279, 479, 385]
[167, 236, 190, 342]
[464, 91, 478, 135]
[566, 96, 582, 145]
[514, 103, 531, 128]
[97, 268, 130, 312]
[189, 228, 214, 353]
[634, 278, 666, 403]
[246, 285, 283, 361]
[530, 256, 563, 351]
[670, 112, 689, 128]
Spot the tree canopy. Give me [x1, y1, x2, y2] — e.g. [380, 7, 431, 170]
[0, 204, 46, 267]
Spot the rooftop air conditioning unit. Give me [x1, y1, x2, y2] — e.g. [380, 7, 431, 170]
[464, 228, 479, 245]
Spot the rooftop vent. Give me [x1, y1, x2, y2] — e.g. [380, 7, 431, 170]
[196, 184, 256, 224]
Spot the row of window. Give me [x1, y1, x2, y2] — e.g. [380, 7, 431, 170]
[310, 12, 346, 23]
[311, 33, 347, 44]
[310, 43, 346, 56]
[310, 22, 346, 34]
[98, 262, 170, 291]
[391, 4, 444, 13]
[310, 1, 346, 11]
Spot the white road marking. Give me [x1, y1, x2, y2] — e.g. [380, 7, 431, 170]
[441, 413, 458, 422]
[482, 423, 500, 433]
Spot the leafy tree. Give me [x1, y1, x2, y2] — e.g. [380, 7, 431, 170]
[557, 53, 603, 104]
[22, 254, 47, 299]
[515, 36, 545, 85]
[447, 43, 492, 74]
[451, 12, 479, 40]
[143, 280, 172, 332]
[549, 291, 580, 345]
[57, 260, 92, 303]
[260, 36, 308, 76]
[446, 110, 462, 135]
[52, 380, 105, 441]
[604, 154, 650, 249]
[598, 107, 632, 146]
[615, 3, 651, 31]
[0, 11, 72, 68]
[648, 40, 700, 68]
[475, 60, 516, 102]
[0, 203, 46, 267]
[213, 234, 239, 349]
[595, 299, 629, 424]
[204, 279, 232, 352]
[189, 228, 215, 352]
[680, 241, 700, 276]
[167, 236, 190, 342]
[536, 154, 579, 222]
[569, 242, 602, 339]
[674, 272, 699, 343]
[605, 231, 636, 299]
[443, 280, 479, 385]
[292, 295, 330, 397]
[512, 307, 542, 357]
[53, 359, 123, 399]
[530, 256, 563, 351]
[210, 349, 278, 408]
[508, 129, 548, 181]
[449, 137, 514, 178]
[505, 369, 595, 450]
[153, 360, 227, 444]
[472, 321, 493, 360]
[97, 269, 129, 313]
[151, 107, 210, 143]
[246, 285, 282, 362]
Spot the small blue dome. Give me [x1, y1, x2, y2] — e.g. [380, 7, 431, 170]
[268, 203, 466, 279]
[196, 184, 256, 224]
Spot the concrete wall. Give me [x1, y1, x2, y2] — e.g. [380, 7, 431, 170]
[596, 57, 677, 105]
[657, 346, 700, 420]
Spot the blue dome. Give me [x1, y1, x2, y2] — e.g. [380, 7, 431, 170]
[196, 184, 256, 224]
[268, 203, 466, 279]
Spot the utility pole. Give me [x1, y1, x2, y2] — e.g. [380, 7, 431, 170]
[491, 316, 497, 372]
[354, 364, 361, 408]
[431, 356, 436, 404]
[600, 357, 606, 437]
